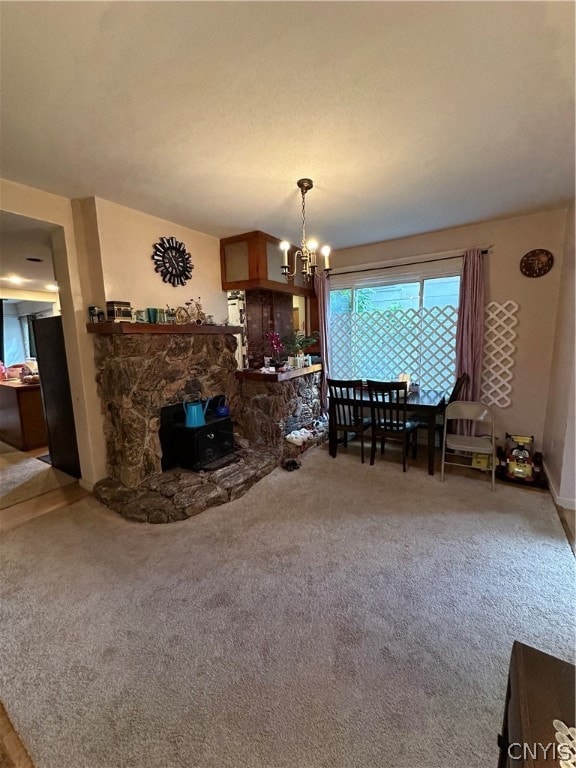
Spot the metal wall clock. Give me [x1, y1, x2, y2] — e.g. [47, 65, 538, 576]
[519, 249, 554, 278]
[151, 236, 193, 287]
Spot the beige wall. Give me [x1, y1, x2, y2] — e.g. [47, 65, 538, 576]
[334, 208, 569, 452]
[543, 199, 575, 508]
[71, 198, 106, 310]
[94, 199, 226, 320]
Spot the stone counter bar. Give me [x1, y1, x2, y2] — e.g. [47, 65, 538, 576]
[234, 365, 323, 458]
[235, 363, 322, 383]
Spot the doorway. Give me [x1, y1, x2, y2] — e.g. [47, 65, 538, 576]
[0, 211, 83, 526]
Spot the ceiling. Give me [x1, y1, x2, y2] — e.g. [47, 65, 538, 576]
[0, 212, 58, 292]
[0, 2, 574, 253]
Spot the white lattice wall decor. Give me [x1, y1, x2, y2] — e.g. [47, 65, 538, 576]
[480, 300, 518, 408]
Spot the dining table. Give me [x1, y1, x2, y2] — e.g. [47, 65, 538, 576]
[359, 386, 447, 475]
[338, 384, 448, 475]
[406, 389, 447, 475]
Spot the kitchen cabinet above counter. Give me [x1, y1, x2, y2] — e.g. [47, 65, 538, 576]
[221, 230, 314, 296]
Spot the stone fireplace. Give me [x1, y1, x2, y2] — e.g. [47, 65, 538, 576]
[88, 322, 323, 523]
[91, 326, 241, 489]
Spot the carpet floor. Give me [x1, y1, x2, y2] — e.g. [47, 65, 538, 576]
[0, 443, 76, 510]
[0, 445, 574, 768]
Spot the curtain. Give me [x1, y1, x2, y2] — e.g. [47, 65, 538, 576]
[455, 249, 485, 435]
[455, 248, 485, 401]
[313, 271, 331, 414]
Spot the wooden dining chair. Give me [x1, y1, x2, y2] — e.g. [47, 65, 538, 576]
[327, 378, 372, 463]
[447, 372, 469, 405]
[366, 380, 419, 471]
[412, 372, 469, 445]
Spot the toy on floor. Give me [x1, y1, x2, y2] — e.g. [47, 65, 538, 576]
[496, 433, 546, 487]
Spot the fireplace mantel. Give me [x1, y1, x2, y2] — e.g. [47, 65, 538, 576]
[87, 322, 242, 335]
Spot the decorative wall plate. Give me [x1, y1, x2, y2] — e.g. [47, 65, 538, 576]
[519, 249, 554, 278]
[151, 236, 193, 287]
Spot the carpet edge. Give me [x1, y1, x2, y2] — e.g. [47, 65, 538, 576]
[0, 701, 35, 768]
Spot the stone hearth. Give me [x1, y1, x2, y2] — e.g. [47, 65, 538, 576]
[94, 447, 276, 523]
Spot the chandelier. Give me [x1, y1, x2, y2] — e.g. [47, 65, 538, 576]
[280, 178, 331, 282]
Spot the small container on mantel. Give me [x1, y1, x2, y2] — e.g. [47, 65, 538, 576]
[88, 305, 101, 323]
[107, 301, 133, 322]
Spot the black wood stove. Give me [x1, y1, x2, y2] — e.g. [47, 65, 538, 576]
[159, 401, 235, 472]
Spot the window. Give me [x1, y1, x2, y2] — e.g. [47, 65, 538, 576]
[328, 258, 461, 391]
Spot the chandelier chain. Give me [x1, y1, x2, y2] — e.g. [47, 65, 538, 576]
[301, 188, 307, 248]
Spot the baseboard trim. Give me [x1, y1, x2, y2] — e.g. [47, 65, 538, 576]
[79, 478, 94, 493]
[543, 461, 576, 510]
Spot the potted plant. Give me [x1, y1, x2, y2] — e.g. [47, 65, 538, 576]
[281, 329, 319, 367]
[264, 330, 285, 367]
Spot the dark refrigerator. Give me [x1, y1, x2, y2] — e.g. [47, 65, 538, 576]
[32, 315, 81, 478]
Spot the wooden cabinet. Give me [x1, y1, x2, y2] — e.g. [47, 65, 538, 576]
[497, 641, 575, 767]
[220, 230, 313, 297]
[220, 231, 321, 366]
[0, 381, 48, 450]
[244, 289, 293, 368]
